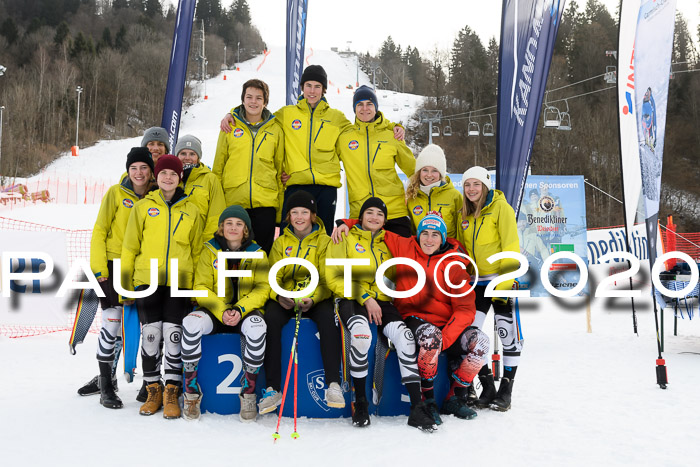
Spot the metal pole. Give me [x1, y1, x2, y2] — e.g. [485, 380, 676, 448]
[428, 120, 433, 145]
[224, 45, 227, 69]
[75, 86, 82, 148]
[237, 41, 240, 67]
[0, 106, 4, 175]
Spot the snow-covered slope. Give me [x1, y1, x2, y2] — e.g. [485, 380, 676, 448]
[1, 48, 699, 466]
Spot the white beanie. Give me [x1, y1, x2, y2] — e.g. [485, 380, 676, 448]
[462, 166, 492, 190]
[415, 144, 447, 178]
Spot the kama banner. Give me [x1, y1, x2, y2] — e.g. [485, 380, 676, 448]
[496, 0, 565, 216]
[517, 175, 588, 297]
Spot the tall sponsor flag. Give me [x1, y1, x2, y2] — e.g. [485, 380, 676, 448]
[618, 0, 643, 232]
[617, 0, 642, 334]
[161, 0, 197, 151]
[286, 0, 309, 105]
[634, 0, 677, 389]
[496, 0, 565, 216]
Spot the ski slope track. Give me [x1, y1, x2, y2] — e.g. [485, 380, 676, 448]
[1, 48, 698, 466]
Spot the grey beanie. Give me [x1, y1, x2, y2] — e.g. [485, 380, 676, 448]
[174, 134, 202, 161]
[141, 127, 170, 152]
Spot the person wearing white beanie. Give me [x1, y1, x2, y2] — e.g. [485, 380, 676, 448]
[405, 144, 463, 238]
[457, 166, 522, 413]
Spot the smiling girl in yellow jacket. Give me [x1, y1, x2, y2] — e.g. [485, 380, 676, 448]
[80, 147, 156, 409]
[405, 144, 463, 238]
[121, 155, 203, 419]
[458, 166, 521, 413]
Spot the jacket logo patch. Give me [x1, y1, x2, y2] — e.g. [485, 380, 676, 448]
[461, 220, 469, 230]
[285, 246, 293, 256]
[148, 207, 160, 217]
[122, 199, 134, 208]
[292, 119, 302, 130]
[355, 243, 366, 253]
[412, 205, 423, 215]
[213, 259, 218, 270]
[348, 140, 359, 150]
[233, 128, 244, 138]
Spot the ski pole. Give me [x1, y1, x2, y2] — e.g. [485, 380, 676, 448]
[273, 305, 303, 442]
[291, 336, 300, 439]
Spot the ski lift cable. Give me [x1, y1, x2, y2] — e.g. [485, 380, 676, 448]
[441, 61, 690, 120]
[584, 178, 623, 204]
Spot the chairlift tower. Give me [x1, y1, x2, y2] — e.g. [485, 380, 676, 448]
[419, 110, 443, 145]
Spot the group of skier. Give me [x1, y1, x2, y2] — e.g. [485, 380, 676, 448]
[79, 64, 523, 433]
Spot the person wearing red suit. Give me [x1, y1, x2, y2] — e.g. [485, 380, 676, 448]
[333, 212, 489, 425]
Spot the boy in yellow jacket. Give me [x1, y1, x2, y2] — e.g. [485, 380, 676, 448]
[213, 79, 284, 253]
[337, 85, 415, 236]
[181, 206, 270, 422]
[219, 66, 405, 235]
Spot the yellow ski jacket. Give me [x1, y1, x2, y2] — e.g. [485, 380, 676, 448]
[326, 225, 393, 305]
[121, 188, 203, 291]
[406, 176, 463, 238]
[337, 112, 415, 219]
[213, 107, 285, 216]
[268, 219, 331, 305]
[194, 238, 271, 322]
[457, 189, 520, 293]
[183, 163, 226, 239]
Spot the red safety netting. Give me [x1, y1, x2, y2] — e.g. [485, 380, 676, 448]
[0, 216, 98, 338]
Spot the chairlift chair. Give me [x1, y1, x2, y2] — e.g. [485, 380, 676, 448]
[605, 65, 617, 84]
[482, 115, 494, 136]
[443, 121, 453, 136]
[431, 125, 440, 137]
[468, 112, 480, 136]
[557, 100, 572, 131]
[543, 105, 561, 128]
[383, 77, 389, 84]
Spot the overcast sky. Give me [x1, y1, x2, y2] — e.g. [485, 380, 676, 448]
[168, 1, 699, 56]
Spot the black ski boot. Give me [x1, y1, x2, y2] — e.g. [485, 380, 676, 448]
[99, 376, 123, 409]
[464, 383, 478, 406]
[408, 401, 438, 433]
[424, 398, 442, 426]
[78, 374, 118, 396]
[474, 373, 497, 409]
[490, 377, 513, 411]
[136, 379, 149, 403]
[352, 398, 370, 427]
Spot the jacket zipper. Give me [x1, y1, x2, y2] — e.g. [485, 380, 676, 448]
[308, 107, 316, 184]
[366, 127, 375, 195]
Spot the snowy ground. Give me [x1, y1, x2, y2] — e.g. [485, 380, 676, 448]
[1, 48, 699, 465]
[2, 300, 699, 466]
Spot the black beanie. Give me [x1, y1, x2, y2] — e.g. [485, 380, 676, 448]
[353, 85, 379, 111]
[301, 65, 328, 89]
[285, 190, 317, 214]
[359, 196, 388, 220]
[126, 147, 154, 173]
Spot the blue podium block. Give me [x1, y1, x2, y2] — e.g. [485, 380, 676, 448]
[198, 318, 351, 417]
[197, 318, 453, 417]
